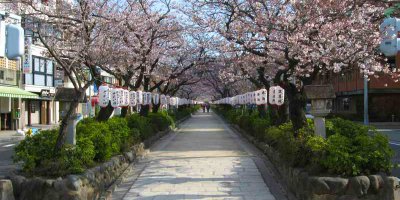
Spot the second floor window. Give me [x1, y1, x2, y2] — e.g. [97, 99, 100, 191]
[25, 56, 54, 87]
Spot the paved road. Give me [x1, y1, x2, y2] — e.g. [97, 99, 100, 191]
[0, 132, 23, 178]
[112, 111, 290, 200]
[377, 129, 400, 177]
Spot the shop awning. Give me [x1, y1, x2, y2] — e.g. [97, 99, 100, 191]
[0, 86, 38, 99]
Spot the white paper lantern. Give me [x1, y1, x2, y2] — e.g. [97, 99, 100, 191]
[98, 84, 110, 108]
[121, 89, 129, 107]
[251, 92, 257, 104]
[275, 86, 285, 106]
[117, 88, 124, 107]
[137, 91, 143, 104]
[170, 97, 177, 106]
[129, 91, 137, 107]
[142, 92, 151, 105]
[269, 87, 276, 105]
[160, 95, 167, 105]
[142, 92, 148, 105]
[256, 89, 268, 105]
[269, 86, 285, 106]
[245, 92, 251, 104]
[110, 88, 119, 108]
[153, 93, 160, 105]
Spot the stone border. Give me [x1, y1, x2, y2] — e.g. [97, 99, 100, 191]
[230, 124, 400, 200]
[0, 114, 193, 200]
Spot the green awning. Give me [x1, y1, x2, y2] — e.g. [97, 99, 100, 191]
[0, 86, 38, 99]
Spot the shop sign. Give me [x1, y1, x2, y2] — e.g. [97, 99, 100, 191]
[40, 89, 53, 98]
[23, 37, 32, 74]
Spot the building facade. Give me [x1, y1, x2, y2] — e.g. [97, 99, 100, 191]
[0, 11, 38, 131]
[323, 70, 400, 122]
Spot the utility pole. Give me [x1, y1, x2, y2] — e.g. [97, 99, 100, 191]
[363, 75, 369, 125]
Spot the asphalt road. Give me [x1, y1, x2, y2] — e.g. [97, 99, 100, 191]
[377, 129, 400, 177]
[0, 135, 23, 178]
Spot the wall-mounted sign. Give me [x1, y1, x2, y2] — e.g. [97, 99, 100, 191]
[40, 89, 53, 98]
[23, 37, 32, 73]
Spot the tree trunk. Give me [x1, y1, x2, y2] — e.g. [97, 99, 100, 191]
[54, 91, 83, 153]
[152, 104, 160, 113]
[285, 83, 307, 134]
[140, 105, 150, 116]
[257, 105, 267, 118]
[97, 102, 114, 121]
[269, 104, 288, 125]
[121, 107, 128, 117]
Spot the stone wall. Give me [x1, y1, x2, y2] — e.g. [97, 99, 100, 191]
[0, 115, 191, 200]
[232, 125, 400, 200]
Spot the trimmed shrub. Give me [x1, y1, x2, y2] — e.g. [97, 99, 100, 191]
[107, 117, 131, 152]
[148, 112, 174, 132]
[127, 114, 154, 140]
[13, 129, 96, 176]
[14, 106, 198, 177]
[215, 105, 394, 177]
[327, 118, 369, 138]
[76, 120, 113, 162]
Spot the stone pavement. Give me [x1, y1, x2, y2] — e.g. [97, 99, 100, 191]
[112, 111, 290, 200]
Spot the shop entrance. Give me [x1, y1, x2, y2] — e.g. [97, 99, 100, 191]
[1, 113, 12, 130]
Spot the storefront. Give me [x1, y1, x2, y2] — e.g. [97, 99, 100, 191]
[24, 89, 59, 126]
[0, 86, 38, 130]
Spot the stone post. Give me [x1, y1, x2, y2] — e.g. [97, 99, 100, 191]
[304, 85, 336, 139]
[0, 179, 15, 200]
[314, 117, 326, 138]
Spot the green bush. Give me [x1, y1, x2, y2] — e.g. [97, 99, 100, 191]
[215, 105, 395, 177]
[252, 118, 270, 141]
[306, 132, 394, 176]
[13, 129, 96, 176]
[127, 114, 154, 140]
[13, 107, 195, 177]
[76, 120, 113, 162]
[327, 118, 369, 138]
[107, 117, 131, 152]
[14, 129, 58, 173]
[148, 112, 174, 132]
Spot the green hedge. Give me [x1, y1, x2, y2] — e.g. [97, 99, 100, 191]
[214, 106, 394, 177]
[13, 106, 197, 177]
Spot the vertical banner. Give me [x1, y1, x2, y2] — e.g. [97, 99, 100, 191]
[23, 37, 32, 73]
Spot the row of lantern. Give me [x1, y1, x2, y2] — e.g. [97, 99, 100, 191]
[213, 86, 285, 106]
[98, 85, 196, 108]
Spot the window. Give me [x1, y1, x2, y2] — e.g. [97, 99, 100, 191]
[34, 74, 46, 86]
[28, 56, 54, 87]
[25, 74, 33, 85]
[39, 59, 46, 72]
[342, 98, 350, 111]
[46, 76, 53, 87]
[46, 60, 53, 75]
[34, 58, 40, 72]
[0, 71, 4, 80]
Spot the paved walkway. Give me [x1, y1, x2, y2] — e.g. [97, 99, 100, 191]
[112, 111, 289, 200]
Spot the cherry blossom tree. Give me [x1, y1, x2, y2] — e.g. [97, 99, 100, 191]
[18, 0, 122, 151]
[186, 0, 390, 132]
